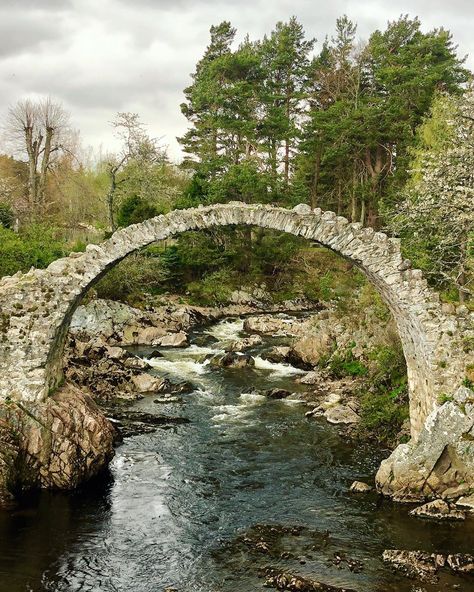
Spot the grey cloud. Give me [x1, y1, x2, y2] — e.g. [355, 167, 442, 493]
[0, 0, 472, 161]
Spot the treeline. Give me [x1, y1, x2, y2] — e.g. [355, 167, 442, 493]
[0, 15, 472, 304]
[179, 15, 468, 225]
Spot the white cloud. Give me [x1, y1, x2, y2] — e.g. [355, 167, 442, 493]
[0, 0, 472, 161]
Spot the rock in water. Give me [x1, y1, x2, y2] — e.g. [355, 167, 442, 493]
[349, 481, 373, 493]
[410, 499, 466, 521]
[0, 384, 115, 503]
[446, 554, 474, 574]
[382, 550, 444, 583]
[298, 370, 322, 385]
[131, 373, 168, 393]
[243, 316, 297, 336]
[289, 333, 335, 368]
[263, 346, 292, 363]
[262, 567, 357, 591]
[264, 388, 292, 400]
[225, 334, 262, 352]
[456, 493, 474, 512]
[209, 352, 255, 369]
[159, 332, 188, 347]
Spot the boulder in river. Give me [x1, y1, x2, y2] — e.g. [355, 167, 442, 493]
[383, 549, 474, 581]
[382, 550, 444, 583]
[225, 334, 263, 352]
[446, 553, 474, 574]
[243, 316, 298, 336]
[264, 388, 293, 400]
[263, 346, 291, 364]
[159, 332, 188, 348]
[261, 567, 357, 592]
[456, 493, 474, 512]
[289, 332, 335, 368]
[133, 326, 167, 346]
[298, 370, 323, 385]
[349, 481, 373, 493]
[131, 373, 169, 394]
[410, 499, 466, 521]
[123, 356, 151, 370]
[209, 352, 255, 369]
[324, 404, 359, 424]
[376, 386, 474, 502]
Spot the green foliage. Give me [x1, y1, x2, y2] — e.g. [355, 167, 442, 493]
[462, 378, 474, 389]
[116, 195, 160, 227]
[327, 348, 369, 378]
[95, 252, 167, 304]
[0, 225, 68, 277]
[438, 393, 454, 404]
[386, 90, 474, 301]
[0, 202, 14, 228]
[186, 269, 234, 305]
[359, 383, 409, 443]
[358, 343, 409, 442]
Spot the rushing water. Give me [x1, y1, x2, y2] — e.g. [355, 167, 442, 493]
[1, 316, 473, 592]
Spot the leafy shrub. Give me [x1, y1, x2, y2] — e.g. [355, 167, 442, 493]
[327, 348, 369, 378]
[186, 269, 234, 305]
[0, 202, 14, 229]
[95, 252, 167, 304]
[116, 195, 160, 227]
[0, 225, 67, 277]
[359, 383, 409, 443]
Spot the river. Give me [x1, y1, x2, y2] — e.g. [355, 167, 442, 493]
[0, 316, 473, 592]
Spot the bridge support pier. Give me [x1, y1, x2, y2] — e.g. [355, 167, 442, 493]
[376, 386, 474, 501]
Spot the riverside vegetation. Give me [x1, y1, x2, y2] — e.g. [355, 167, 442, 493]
[0, 12, 473, 592]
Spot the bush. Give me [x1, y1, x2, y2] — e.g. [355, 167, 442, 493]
[327, 347, 369, 378]
[116, 195, 160, 227]
[95, 252, 167, 304]
[359, 383, 409, 443]
[0, 202, 14, 229]
[0, 225, 67, 277]
[186, 269, 234, 305]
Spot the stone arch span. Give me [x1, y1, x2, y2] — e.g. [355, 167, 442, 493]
[0, 203, 471, 439]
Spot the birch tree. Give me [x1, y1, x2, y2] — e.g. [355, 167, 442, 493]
[390, 90, 474, 301]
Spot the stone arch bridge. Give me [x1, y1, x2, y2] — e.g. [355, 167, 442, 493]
[0, 203, 472, 502]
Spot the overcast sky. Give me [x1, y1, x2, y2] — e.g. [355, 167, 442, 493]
[0, 0, 473, 162]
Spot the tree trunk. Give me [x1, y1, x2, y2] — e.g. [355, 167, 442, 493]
[310, 149, 321, 209]
[37, 127, 53, 208]
[350, 162, 357, 222]
[284, 90, 291, 191]
[24, 126, 38, 207]
[107, 171, 117, 232]
[360, 198, 366, 226]
[336, 177, 342, 215]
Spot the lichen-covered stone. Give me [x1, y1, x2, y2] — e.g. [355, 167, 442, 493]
[376, 386, 474, 501]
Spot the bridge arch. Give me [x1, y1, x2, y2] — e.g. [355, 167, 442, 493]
[0, 203, 470, 438]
